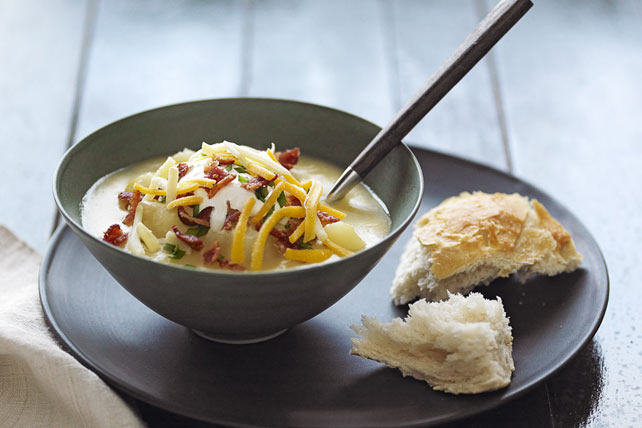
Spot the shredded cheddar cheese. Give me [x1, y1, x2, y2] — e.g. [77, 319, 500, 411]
[134, 182, 165, 196]
[175, 182, 199, 194]
[303, 181, 323, 242]
[282, 174, 302, 187]
[279, 179, 341, 219]
[251, 181, 286, 224]
[301, 180, 312, 190]
[127, 204, 145, 256]
[314, 216, 328, 241]
[284, 248, 333, 263]
[267, 148, 278, 163]
[288, 221, 305, 244]
[231, 197, 255, 264]
[281, 180, 307, 202]
[166, 166, 178, 204]
[137, 222, 161, 252]
[319, 205, 346, 220]
[247, 162, 276, 181]
[251, 206, 306, 270]
[323, 239, 353, 257]
[166, 196, 203, 209]
[181, 177, 217, 188]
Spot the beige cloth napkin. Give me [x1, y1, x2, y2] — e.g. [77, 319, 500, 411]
[0, 225, 145, 428]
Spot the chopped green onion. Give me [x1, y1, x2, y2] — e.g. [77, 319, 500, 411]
[168, 249, 186, 259]
[298, 241, 313, 250]
[225, 164, 234, 172]
[277, 191, 287, 207]
[238, 175, 249, 183]
[284, 223, 291, 230]
[262, 205, 275, 222]
[186, 225, 209, 237]
[255, 186, 269, 202]
[163, 243, 186, 259]
[234, 165, 248, 174]
[192, 205, 200, 217]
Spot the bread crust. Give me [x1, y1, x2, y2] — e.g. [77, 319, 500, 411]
[391, 192, 582, 305]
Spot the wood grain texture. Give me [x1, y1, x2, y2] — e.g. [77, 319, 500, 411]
[492, 0, 642, 425]
[391, 0, 508, 169]
[247, 0, 394, 126]
[75, 0, 245, 142]
[0, 0, 89, 251]
[349, 0, 531, 178]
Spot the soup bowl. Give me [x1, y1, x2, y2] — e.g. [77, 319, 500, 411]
[54, 98, 423, 343]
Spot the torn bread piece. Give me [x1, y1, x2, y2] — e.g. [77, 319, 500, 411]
[391, 192, 582, 305]
[351, 292, 514, 394]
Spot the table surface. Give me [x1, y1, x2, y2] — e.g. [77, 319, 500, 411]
[2, 0, 641, 426]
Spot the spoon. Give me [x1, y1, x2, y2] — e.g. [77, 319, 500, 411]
[326, 0, 533, 202]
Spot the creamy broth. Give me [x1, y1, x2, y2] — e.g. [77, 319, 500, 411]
[82, 143, 390, 271]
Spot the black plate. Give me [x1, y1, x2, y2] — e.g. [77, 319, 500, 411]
[40, 147, 608, 427]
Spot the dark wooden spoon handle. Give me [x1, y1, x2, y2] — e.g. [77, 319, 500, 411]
[351, 0, 532, 177]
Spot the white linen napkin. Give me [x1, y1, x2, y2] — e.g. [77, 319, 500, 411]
[0, 225, 144, 428]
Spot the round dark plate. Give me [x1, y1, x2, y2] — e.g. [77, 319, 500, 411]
[40, 146, 608, 428]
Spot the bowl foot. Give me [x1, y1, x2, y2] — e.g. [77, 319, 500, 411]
[191, 328, 288, 344]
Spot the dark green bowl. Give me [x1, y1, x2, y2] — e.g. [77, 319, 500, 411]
[54, 98, 423, 343]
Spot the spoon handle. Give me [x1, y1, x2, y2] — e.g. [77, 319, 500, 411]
[327, 0, 532, 201]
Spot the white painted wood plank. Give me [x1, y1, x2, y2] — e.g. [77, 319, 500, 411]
[76, 0, 245, 141]
[493, 1, 642, 426]
[248, 0, 394, 126]
[392, 0, 507, 169]
[0, 0, 88, 251]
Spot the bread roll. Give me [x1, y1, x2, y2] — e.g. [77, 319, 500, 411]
[391, 192, 582, 305]
[350, 292, 514, 394]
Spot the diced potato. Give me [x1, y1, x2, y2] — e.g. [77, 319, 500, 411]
[154, 157, 177, 180]
[126, 172, 153, 191]
[173, 149, 195, 163]
[324, 221, 365, 252]
[143, 201, 179, 239]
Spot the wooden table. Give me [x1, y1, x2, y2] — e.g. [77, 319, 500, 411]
[2, 0, 640, 426]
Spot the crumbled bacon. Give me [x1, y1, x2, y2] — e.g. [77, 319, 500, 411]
[208, 174, 236, 198]
[203, 159, 218, 175]
[118, 191, 134, 209]
[171, 225, 204, 250]
[103, 224, 128, 246]
[270, 227, 296, 253]
[277, 147, 300, 170]
[222, 201, 241, 230]
[177, 206, 212, 227]
[285, 217, 302, 233]
[203, 241, 221, 264]
[215, 156, 235, 165]
[118, 191, 134, 202]
[203, 241, 246, 270]
[285, 194, 301, 206]
[219, 258, 246, 271]
[177, 162, 191, 180]
[317, 211, 340, 226]
[122, 190, 142, 226]
[241, 176, 270, 191]
[204, 163, 226, 181]
[176, 191, 194, 199]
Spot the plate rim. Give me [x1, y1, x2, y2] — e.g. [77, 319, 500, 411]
[40, 145, 609, 428]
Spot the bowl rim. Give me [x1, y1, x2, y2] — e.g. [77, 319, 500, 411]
[53, 97, 424, 277]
